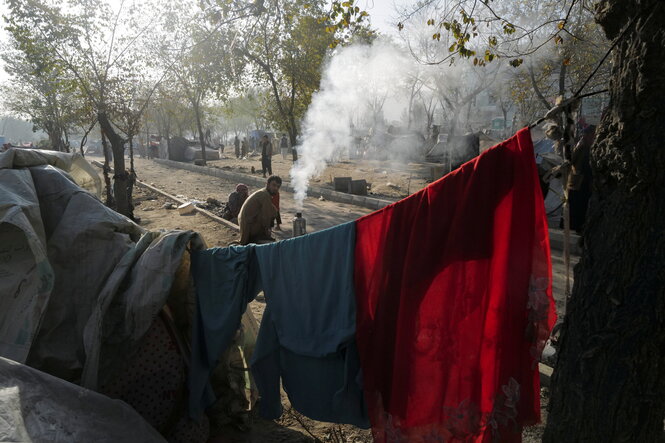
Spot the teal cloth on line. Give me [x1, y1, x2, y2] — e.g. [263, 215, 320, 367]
[251, 222, 368, 428]
[188, 245, 261, 418]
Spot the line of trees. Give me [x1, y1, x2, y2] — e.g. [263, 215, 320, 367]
[2, 0, 367, 217]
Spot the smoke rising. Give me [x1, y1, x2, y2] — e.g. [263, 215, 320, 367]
[290, 40, 414, 208]
[288, 36, 531, 208]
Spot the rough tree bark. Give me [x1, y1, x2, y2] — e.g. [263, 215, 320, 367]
[127, 135, 136, 221]
[79, 120, 96, 156]
[558, 59, 568, 98]
[193, 99, 207, 165]
[529, 64, 553, 111]
[98, 112, 131, 218]
[100, 132, 115, 208]
[544, 1, 665, 441]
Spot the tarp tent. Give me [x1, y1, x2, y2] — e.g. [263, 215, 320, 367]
[168, 136, 191, 162]
[0, 356, 166, 442]
[0, 149, 101, 363]
[426, 133, 480, 171]
[168, 136, 220, 162]
[0, 148, 223, 440]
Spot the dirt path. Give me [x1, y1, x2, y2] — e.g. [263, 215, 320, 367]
[132, 156, 370, 239]
[207, 150, 432, 200]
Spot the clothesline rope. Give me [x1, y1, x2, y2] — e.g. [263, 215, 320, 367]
[526, 14, 638, 324]
[527, 10, 637, 131]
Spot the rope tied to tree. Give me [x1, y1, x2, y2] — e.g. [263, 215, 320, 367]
[528, 11, 638, 130]
[524, 14, 640, 320]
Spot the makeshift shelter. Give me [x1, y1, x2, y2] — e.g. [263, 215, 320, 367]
[167, 136, 219, 162]
[184, 145, 220, 162]
[426, 133, 480, 171]
[0, 356, 166, 442]
[0, 148, 250, 441]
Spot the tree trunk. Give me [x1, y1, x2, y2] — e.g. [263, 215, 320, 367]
[46, 128, 63, 152]
[48, 132, 57, 151]
[63, 130, 70, 153]
[544, 1, 665, 441]
[426, 107, 435, 137]
[101, 131, 115, 208]
[501, 106, 508, 139]
[127, 135, 136, 221]
[407, 82, 418, 130]
[129, 135, 135, 173]
[288, 126, 298, 162]
[450, 110, 459, 136]
[529, 64, 553, 111]
[98, 112, 131, 218]
[79, 120, 95, 157]
[193, 101, 207, 165]
[558, 59, 568, 98]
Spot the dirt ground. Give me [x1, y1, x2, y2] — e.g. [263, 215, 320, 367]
[134, 186, 239, 247]
[208, 136, 501, 201]
[131, 156, 370, 238]
[207, 150, 432, 200]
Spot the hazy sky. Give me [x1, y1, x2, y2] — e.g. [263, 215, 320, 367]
[362, 0, 401, 35]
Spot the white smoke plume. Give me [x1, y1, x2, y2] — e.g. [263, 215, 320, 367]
[290, 40, 414, 208]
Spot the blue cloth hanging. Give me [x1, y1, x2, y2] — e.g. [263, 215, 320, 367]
[188, 245, 261, 418]
[188, 222, 368, 427]
[251, 222, 368, 428]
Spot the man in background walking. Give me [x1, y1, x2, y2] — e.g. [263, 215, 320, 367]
[260, 134, 273, 178]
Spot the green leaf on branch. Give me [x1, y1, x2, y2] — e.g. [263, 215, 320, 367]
[509, 58, 524, 67]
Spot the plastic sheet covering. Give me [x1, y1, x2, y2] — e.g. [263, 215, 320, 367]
[81, 230, 204, 390]
[0, 357, 165, 442]
[0, 148, 101, 365]
[0, 148, 102, 197]
[0, 168, 54, 364]
[0, 148, 203, 393]
[23, 165, 143, 381]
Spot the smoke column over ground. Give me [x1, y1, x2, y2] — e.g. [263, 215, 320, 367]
[290, 41, 413, 208]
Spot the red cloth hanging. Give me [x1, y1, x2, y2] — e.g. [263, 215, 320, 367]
[354, 129, 555, 442]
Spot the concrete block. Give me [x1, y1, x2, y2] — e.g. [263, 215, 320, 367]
[336, 193, 353, 204]
[327, 190, 345, 202]
[366, 198, 381, 210]
[349, 179, 368, 196]
[320, 188, 334, 200]
[308, 187, 323, 198]
[352, 195, 367, 206]
[334, 177, 352, 192]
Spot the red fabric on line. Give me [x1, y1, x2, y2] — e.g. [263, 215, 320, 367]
[353, 129, 555, 442]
